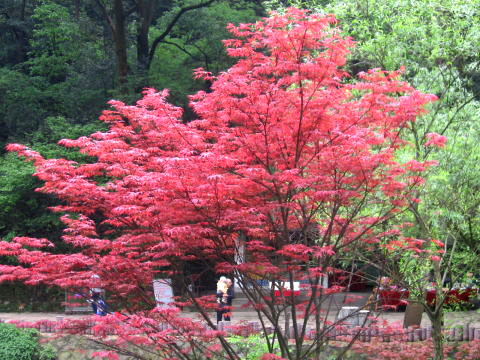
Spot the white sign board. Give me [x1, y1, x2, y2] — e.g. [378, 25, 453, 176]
[322, 274, 329, 289]
[153, 279, 174, 308]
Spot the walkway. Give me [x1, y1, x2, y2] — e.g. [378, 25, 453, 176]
[2, 309, 480, 328]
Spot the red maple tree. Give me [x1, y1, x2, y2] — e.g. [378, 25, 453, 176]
[1, 8, 440, 360]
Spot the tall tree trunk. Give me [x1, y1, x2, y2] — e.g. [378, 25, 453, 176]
[74, 0, 80, 20]
[136, 0, 154, 80]
[113, 0, 129, 92]
[20, 0, 26, 21]
[432, 312, 444, 360]
[15, 31, 28, 64]
[4, 5, 28, 64]
[432, 260, 444, 360]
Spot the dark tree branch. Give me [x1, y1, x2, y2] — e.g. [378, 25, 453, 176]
[94, 0, 115, 34]
[125, 4, 137, 17]
[21, 0, 27, 21]
[161, 40, 196, 59]
[147, 0, 216, 69]
[191, 43, 210, 71]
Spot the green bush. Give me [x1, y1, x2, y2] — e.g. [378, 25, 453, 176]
[227, 333, 280, 360]
[0, 323, 56, 360]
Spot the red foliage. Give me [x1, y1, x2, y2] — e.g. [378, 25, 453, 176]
[352, 339, 454, 360]
[352, 338, 480, 360]
[0, 8, 442, 359]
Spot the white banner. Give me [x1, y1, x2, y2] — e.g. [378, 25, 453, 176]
[153, 279, 174, 308]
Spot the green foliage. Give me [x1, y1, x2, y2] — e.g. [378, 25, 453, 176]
[37, 343, 56, 360]
[30, 116, 106, 161]
[0, 116, 105, 242]
[0, 116, 104, 311]
[0, 282, 63, 312]
[227, 334, 280, 359]
[425, 115, 480, 247]
[282, 0, 480, 84]
[271, 0, 480, 281]
[28, 1, 79, 82]
[149, 1, 259, 115]
[0, 323, 56, 360]
[0, 153, 51, 242]
[0, 68, 49, 147]
[397, 249, 433, 299]
[27, 1, 111, 124]
[0, 2, 109, 147]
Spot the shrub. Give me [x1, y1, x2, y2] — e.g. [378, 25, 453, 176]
[227, 334, 280, 359]
[0, 323, 56, 360]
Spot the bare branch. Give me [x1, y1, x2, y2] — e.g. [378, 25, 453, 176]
[94, 0, 115, 34]
[161, 40, 196, 59]
[148, 0, 217, 69]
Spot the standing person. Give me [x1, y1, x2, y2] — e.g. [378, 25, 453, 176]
[90, 274, 108, 316]
[223, 278, 234, 321]
[216, 277, 228, 323]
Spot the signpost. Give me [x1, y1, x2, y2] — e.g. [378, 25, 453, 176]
[153, 279, 174, 308]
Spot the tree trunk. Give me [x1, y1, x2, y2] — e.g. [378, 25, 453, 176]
[74, 0, 80, 20]
[136, 0, 154, 79]
[113, 0, 129, 92]
[13, 29, 28, 64]
[432, 312, 444, 360]
[432, 260, 444, 360]
[403, 302, 423, 328]
[21, 0, 27, 21]
[3, 3, 29, 64]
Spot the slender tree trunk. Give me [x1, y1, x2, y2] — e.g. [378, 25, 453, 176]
[432, 311, 444, 360]
[3, 2, 28, 64]
[136, 0, 154, 79]
[113, 0, 129, 92]
[20, 0, 26, 21]
[13, 29, 28, 64]
[432, 261, 444, 360]
[74, 0, 80, 20]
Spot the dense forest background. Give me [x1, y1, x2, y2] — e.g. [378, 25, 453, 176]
[0, 0, 479, 310]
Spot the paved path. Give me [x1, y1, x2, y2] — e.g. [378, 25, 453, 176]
[2, 309, 480, 328]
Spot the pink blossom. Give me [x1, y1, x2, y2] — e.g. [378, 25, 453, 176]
[425, 133, 447, 148]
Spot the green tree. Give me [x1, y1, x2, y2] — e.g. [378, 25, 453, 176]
[0, 116, 105, 243]
[93, 0, 264, 94]
[0, 116, 105, 311]
[265, 2, 480, 358]
[0, 0, 33, 65]
[28, 1, 79, 83]
[0, 69, 48, 148]
[149, 1, 259, 113]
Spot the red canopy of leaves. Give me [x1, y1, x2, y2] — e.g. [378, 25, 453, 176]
[0, 8, 442, 358]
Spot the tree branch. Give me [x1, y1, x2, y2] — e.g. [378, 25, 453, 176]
[94, 0, 115, 34]
[161, 40, 196, 59]
[148, 0, 216, 69]
[125, 5, 137, 17]
[191, 43, 210, 71]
